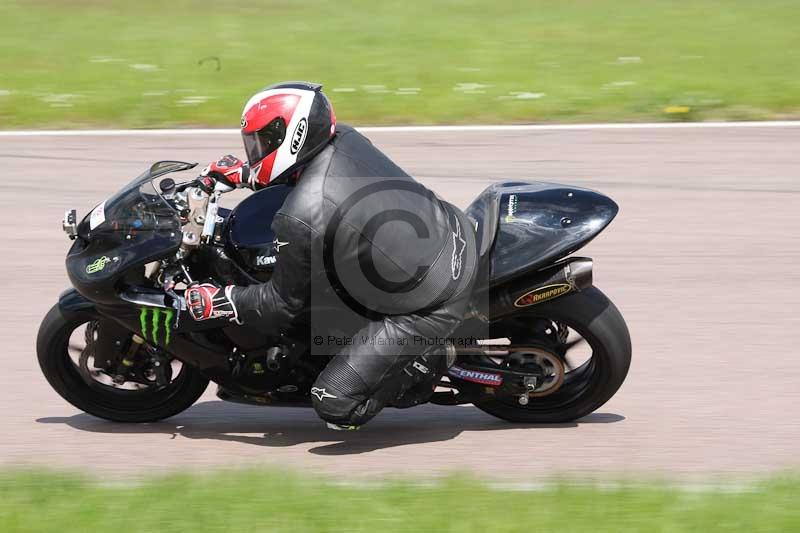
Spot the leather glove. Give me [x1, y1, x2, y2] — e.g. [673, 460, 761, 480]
[200, 154, 251, 188]
[186, 281, 241, 323]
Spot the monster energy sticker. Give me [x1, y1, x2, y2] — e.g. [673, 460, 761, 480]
[85, 256, 111, 274]
[139, 308, 174, 345]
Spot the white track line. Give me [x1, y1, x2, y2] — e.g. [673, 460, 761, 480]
[1, 121, 799, 137]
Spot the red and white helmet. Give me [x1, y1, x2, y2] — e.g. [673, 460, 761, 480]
[240, 81, 336, 188]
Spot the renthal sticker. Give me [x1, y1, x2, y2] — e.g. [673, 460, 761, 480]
[448, 365, 503, 386]
[89, 201, 106, 230]
[290, 117, 308, 154]
[514, 283, 572, 307]
[85, 256, 111, 274]
[139, 308, 174, 346]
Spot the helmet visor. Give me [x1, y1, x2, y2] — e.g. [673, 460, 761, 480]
[242, 117, 287, 164]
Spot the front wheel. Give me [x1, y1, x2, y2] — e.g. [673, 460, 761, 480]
[473, 287, 631, 423]
[37, 303, 209, 423]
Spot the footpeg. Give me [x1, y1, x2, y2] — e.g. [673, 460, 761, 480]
[266, 345, 287, 371]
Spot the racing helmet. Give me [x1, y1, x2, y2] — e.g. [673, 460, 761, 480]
[240, 81, 336, 187]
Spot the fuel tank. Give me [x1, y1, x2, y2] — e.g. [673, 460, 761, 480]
[224, 184, 292, 282]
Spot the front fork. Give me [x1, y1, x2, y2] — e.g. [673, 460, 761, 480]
[58, 288, 236, 380]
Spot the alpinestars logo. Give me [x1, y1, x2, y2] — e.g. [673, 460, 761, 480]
[139, 308, 174, 346]
[311, 387, 337, 401]
[273, 238, 289, 253]
[451, 215, 466, 280]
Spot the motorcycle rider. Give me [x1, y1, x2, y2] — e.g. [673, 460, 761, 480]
[185, 81, 477, 429]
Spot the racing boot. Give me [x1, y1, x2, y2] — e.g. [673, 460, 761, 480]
[391, 346, 454, 408]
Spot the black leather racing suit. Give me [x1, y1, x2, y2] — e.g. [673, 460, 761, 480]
[231, 124, 477, 426]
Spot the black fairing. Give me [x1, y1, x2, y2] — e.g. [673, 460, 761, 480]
[67, 233, 181, 304]
[65, 162, 192, 304]
[465, 181, 618, 285]
[225, 184, 292, 282]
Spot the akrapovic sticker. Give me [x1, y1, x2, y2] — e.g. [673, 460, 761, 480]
[514, 283, 572, 307]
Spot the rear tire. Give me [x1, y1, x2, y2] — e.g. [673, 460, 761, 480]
[37, 303, 209, 423]
[474, 287, 631, 423]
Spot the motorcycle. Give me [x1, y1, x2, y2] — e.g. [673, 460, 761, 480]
[37, 160, 631, 424]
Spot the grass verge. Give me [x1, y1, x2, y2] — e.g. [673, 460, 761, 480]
[1, 0, 800, 128]
[1, 469, 800, 532]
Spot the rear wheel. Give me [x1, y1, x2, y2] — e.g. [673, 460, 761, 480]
[472, 287, 631, 423]
[37, 303, 209, 422]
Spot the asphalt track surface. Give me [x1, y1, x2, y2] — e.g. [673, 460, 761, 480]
[1, 125, 798, 481]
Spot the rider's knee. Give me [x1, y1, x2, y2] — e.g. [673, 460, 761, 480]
[310, 358, 391, 426]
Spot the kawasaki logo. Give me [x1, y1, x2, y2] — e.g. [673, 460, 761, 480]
[139, 308, 174, 345]
[255, 255, 276, 267]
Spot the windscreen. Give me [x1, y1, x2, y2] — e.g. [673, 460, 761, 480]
[81, 161, 196, 238]
[87, 178, 180, 237]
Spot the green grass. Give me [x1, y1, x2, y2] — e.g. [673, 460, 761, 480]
[1, 470, 800, 532]
[1, 0, 800, 128]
